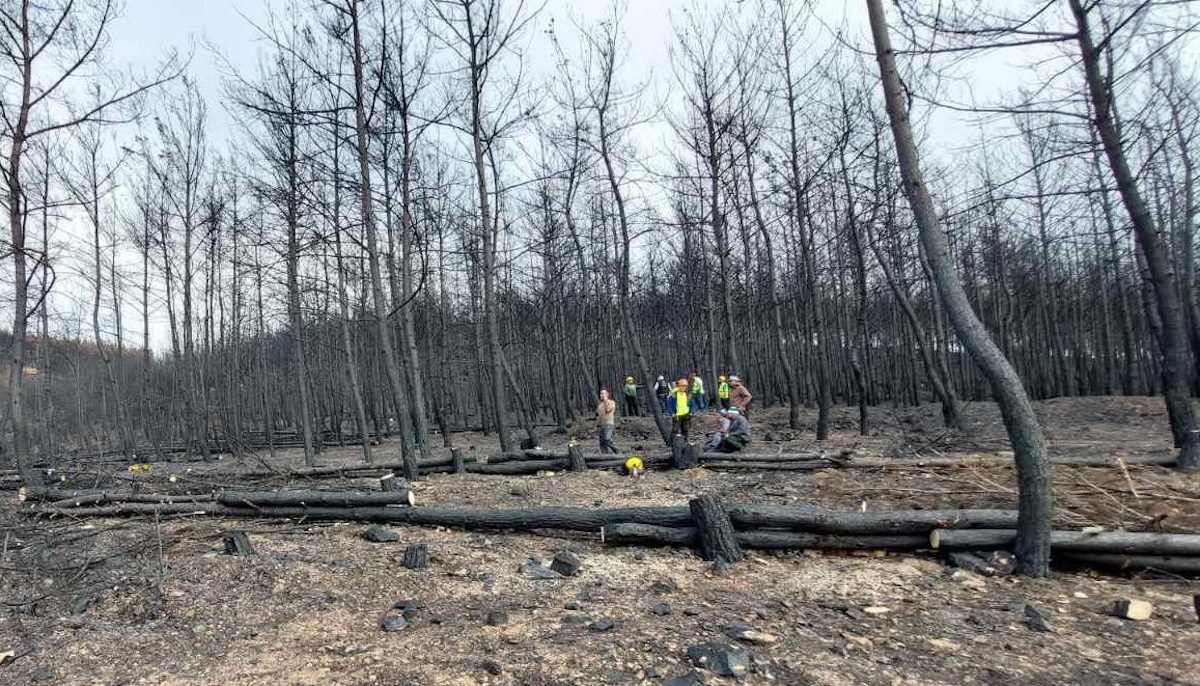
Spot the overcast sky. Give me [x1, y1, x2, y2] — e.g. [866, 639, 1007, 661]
[105, 1, 882, 141]
[43, 0, 986, 349]
[41, 0, 1198, 350]
[101, 0, 1019, 180]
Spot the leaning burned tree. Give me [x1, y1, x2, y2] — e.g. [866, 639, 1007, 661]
[865, 0, 1052, 576]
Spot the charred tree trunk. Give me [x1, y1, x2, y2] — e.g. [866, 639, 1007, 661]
[868, 0, 1052, 575]
[1070, 0, 1199, 469]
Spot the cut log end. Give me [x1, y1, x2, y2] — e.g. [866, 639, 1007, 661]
[379, 475, 417, 505]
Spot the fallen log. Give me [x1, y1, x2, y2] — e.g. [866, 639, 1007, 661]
[700, 460, 840, 471]
[501, 449, 839, 463]
[600, 522, 928, 550]
[729, 505, 1019, 534]
[464, 458, 568, 475]
[216, 490, 415, 508]
[198, 456, 456, 480]
[1055, 552, 1200, 575]
[931, 529, 1200, 556]
[738, 530, 929, 549]
[602, 522, 696, 546]
[26, 499, 1198, 575]
[698, 451, 847, 463]
[30, 489, 214, 507]
[32, 502, 696, 531]
[30, 497, 1019, 538]
[486, 450, 1176, 467]
[27, 488, 416, 509]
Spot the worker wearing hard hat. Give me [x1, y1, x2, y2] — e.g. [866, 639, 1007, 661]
[670, 378, 692, 437]
[729, 376, 753, 418]
[622, 376, 640, 417]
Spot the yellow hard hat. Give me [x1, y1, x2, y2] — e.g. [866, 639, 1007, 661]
[718, 375, 726, 382]
[625, 376, 634, 382]
[624, 456, 644, 472]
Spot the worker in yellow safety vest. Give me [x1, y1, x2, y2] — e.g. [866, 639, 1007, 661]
[689, 372, 706, 411]
[671, 378, 692, 437]
[717, 375, 731, 410]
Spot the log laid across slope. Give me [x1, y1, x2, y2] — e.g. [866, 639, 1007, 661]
[1054, 552, 1200, 574]
[216, 490, 415, 507]
[24, 499, 1200, 571]
[728, 505, 1019, 534]
[30, 501, 696, 530]
[601, 522, 929, 550]
[28, 488, 417, 508]
[931, 528, 1200, 555]
[31, 495, 1017, 536]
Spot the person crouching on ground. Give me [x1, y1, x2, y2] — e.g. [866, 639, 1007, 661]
[716, 406, 751, 453]
[670, 378, 692, 437]
[705, 407, 733, 451]
[597, 389, 619, 454]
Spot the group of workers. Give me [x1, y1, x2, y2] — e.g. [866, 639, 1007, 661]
[599, 372, 754, 455]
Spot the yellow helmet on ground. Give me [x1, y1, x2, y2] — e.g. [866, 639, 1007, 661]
[624, 456, 644, 473]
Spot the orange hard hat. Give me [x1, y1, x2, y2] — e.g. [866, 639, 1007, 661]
[676, 378, 688, 388]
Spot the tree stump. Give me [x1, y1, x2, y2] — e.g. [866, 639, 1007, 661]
[451, 448, 466, 474]
[670, 435, 693, 469]
[223, 530, 256, 556]
[689, 495, 743, 564]
[568, 445, 587, 472]
[403, 543, 428, 570]
[683, 443, 700, 469]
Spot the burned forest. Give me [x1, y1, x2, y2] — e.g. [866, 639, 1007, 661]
[2, 1, 1200, 684]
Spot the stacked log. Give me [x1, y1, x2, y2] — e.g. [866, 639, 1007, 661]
[25, 487, 417, 509]
[467, 447, 1174, 474]
[930, 528, 1200, 572]
[23, 443, 1175, 494]
[20, 492, 1198, 575]
[601, 523, 929, 551]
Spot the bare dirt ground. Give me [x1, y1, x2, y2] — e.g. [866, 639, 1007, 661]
[2, 397, 1199, 685]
